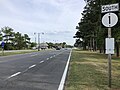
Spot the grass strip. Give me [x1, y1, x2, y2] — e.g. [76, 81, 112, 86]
[0, 50, 38, 56]
[65, 49, 120, 90]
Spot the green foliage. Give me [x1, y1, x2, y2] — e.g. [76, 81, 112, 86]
[0, 26, 32, 50]
[74, 0, 120, 55]
[0, 26, 69, 50]
[30, 42, 37, 48]
[47, 42, 54, 48]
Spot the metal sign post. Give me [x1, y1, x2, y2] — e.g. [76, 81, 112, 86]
[108, 28, 111, 88]
[2, 47, 4, 56]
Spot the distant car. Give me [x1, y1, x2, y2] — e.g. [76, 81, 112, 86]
[55, 46, 61, 50]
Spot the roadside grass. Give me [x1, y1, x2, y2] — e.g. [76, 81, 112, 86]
[65, 49, 120, 90]
[0, 50, 38, 56]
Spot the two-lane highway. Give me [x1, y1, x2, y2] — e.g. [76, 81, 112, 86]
[0, 49, 71, 90]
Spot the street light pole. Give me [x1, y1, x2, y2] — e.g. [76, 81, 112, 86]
[38, 32, 44, 51]
[34, 32, 36, 44]
[38, 33, 40, 51]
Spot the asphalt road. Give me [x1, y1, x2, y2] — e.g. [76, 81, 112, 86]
[0, 49, 71, 90]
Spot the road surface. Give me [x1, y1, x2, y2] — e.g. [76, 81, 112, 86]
[0, 49, 71, 90]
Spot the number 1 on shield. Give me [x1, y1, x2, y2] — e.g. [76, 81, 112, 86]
[108, 15, 111, 25]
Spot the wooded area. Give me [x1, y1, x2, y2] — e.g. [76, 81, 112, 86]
[0, 26, 35, 50]
[0, 26, 69, 50]
[74, 0, 120, 56]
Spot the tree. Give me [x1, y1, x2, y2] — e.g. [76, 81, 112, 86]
[0, 26, 35, 50]
[1, 26, 14, 50]
[62, 42, 66, 48]
[47, 42, 54, 48]
[74, 0, 120, 56]
[23, 34, 31, 49]
[13, 32, 24, 50]
[0, 31, 2, 41]
[30, 42, 37, 49]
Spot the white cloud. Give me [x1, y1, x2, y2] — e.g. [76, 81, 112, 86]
[0, 0, 85, 45]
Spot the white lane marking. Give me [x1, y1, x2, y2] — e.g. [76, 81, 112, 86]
[29, 64, 36, 69]
[47, 58, 49, 60]
[58, 50, 72, 90]
[7, 72, 21, 79]
[50, 56, 53, 59]
[56, 52, 64, 56]
[39, 61, 44, 63]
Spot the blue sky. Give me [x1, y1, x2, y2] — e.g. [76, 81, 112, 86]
[0, 0, 85, 45]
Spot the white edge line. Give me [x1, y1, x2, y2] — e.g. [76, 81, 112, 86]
[7, 72, 21, 79]
[58, 49, 72, 90]
[29, 64, 36, 69]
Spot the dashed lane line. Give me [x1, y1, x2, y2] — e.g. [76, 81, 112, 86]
[7, 72, 21, 79]
[6, 51, 67, 80]
[29, 64, 36, 69]
[50, 56, 53, 59]
[39, 61, 44, 63]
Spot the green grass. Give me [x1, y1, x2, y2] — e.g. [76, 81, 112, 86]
[0, 50, 38, 56]
[65, 49, 120, 90]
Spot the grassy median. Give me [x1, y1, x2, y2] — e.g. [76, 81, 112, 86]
[0, 50, 38, 56]
[65, 49, 120, 90]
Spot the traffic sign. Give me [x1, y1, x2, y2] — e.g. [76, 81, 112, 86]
[1, 41, 5, 48]
[105, 38, 114, 54]
[101, 3, 119, 13]
[102, 13, 118, 27]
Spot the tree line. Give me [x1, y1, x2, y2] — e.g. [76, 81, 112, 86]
[0, 26, 70, 50]
[74, 0, 120, 56]
[0, 26, 36, 50]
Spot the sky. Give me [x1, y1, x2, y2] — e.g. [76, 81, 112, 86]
[0, 0, 85, 45]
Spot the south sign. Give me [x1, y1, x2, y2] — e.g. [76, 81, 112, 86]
[101, 3, 119, 13]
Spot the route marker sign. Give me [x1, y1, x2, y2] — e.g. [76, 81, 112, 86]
[101, 3, 119, 28]
[102, 13, 118, 27]
[101, 3, 119, 88]
[101, 3, 119, 13]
